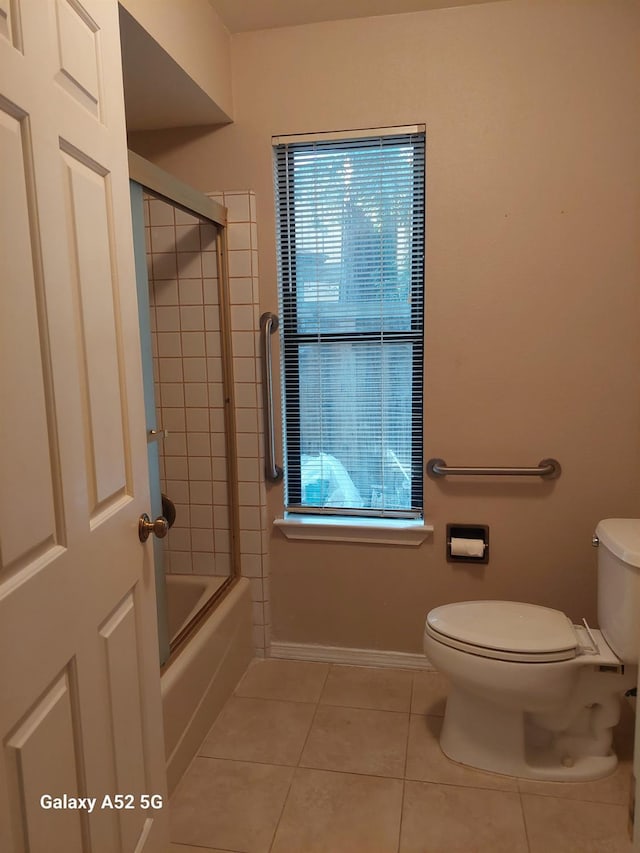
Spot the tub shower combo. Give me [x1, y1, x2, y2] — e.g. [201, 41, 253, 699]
[130, 153, 259, 792]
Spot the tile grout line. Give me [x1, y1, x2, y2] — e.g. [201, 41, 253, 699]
[266, 662, 332, 853]
[519, 789, 533, 853]
[395, 673, 419, 853]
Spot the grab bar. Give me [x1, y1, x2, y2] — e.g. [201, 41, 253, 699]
[427, 458, 561, 480]
[259, 312, 284, 483]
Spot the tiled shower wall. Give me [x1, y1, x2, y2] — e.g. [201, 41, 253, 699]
[144, 191, 270, 656]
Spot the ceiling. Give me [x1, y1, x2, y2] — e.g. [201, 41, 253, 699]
[208, 0, 503, 34]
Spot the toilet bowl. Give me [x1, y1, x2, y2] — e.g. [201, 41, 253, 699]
[423, 519, 640, 782]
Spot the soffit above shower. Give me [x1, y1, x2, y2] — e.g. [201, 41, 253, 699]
[208, 0, 507, 33]
[119, 5, 233, 132]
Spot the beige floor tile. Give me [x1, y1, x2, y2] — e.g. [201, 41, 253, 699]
[234, 658, 329, 703]
[320, 664, 413, 712]
[170, 845, 235, 852]
[271, 767, 403, 853]
[400, 780, 528, 853]
[522, 793, 632, 852]
[406, 714, 518, 791]
[411, 670, 449, 716]
[170, 757, 294, 853]
[300, 704, 409, 778]
[200, 696, 316, 766]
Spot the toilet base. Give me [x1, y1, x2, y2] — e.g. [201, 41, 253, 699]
[440, 686, 619, 782]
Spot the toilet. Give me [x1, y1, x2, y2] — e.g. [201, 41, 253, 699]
[423, 518, 640, 781]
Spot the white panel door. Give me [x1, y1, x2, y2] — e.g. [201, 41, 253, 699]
[0, 1, 169, 851]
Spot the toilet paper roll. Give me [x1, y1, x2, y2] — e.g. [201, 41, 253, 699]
[450, 537, 485, 558]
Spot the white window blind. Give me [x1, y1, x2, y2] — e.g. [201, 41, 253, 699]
[273, 128, 425, 518]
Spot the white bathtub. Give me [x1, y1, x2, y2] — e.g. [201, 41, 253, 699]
[165, 573, 227, 643]
[160, 575, 253, 793]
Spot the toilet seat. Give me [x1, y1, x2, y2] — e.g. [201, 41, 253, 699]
[426, 600, 579, 663]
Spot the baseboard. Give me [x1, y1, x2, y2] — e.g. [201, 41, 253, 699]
[269, 640, 436, 671]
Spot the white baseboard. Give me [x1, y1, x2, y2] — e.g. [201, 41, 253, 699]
[269, 640, 436, 671]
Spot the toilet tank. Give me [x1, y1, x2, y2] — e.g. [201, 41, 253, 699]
[596, 518, 640, 663]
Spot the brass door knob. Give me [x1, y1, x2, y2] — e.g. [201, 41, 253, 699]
[138, 513, 169, 542]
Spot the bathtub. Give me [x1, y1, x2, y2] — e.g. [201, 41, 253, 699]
[165, 573, 228, 643]
[160, 575, 253, 793]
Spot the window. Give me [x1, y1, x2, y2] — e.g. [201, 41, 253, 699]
[273, 127, 425, 519]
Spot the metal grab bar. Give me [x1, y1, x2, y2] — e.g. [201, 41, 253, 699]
[427, 458, 561, 480]
[259, 312, 284, 483]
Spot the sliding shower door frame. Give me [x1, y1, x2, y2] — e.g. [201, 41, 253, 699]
[129, 150, 241, 663]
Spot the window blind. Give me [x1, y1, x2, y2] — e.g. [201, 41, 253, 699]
[273, 129, 425, 518]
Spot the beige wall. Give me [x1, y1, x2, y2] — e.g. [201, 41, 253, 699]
[130, 0, 640, 653]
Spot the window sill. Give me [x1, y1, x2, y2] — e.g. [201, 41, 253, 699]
[273, 515, 434, 546]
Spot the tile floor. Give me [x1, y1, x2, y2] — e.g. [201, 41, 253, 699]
[169, 659, 635, 853]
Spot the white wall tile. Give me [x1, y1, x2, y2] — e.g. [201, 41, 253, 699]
[174, 208, 198, 226]
[236, 432, 259, 458]
[212, 481, 228, 505]
[165, 480, 190, 503]
[227, 222, 251, 251]
[183, 358, 208, 382]
[223, 192, 251, 222]
[229, 278, 253, 305]
[177, 252, 203, 279]
[231, 305, 255, 331]
[169, 552, 193, 574]
[152, 253, 178, 280]
[164, 432, 186, 457]
[233, 358, 256, 383]
[149, 198, 175, 226]
[150, 225, 176, 253]
[235, 383, 259, 409]
[191, 505, 214, 529]
[202, 251, 217, 277]
[181, 331, 206, 357]
[214, 529, 230, 553]
[187, 433, 211, 457]
[190, 482, 213, 504]
[177, 279, 203, 305]
[159, 383, 184, 407]
[191, 529, 214, 552]
[165, 457, 189, 480]
[184, 383, 208, 407]
[159, 358, 183, 383]
[204, 306, 220, 331]
[175, 224, 201, 252]
[192, 552, 215, 573]
[167, 527, 191, 552]
[156, 307, 180, 332]
[179, 306, 204, 331]
[162, 408, 186, 432]
[188, 456, 212, 481]
[228, 250, 252, 278]
[157, 332, 182, 357]
[185, 406, 209, 432]
[203, 278, 219, 305]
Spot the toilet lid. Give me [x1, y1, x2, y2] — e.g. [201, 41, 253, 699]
[426, 601, 578, 661]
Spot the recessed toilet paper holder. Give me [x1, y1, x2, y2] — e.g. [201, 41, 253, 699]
[447, 524, 489, 564]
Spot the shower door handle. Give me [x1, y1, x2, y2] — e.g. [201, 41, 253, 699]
[259, 312, 284, 483]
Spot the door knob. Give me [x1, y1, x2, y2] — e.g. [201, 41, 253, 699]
[138, 513, 169, 542]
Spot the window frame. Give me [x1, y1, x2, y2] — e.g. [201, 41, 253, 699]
[273, 127, 426, 520]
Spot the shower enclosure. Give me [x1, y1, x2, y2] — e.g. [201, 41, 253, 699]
[129, 152, 240, 666]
